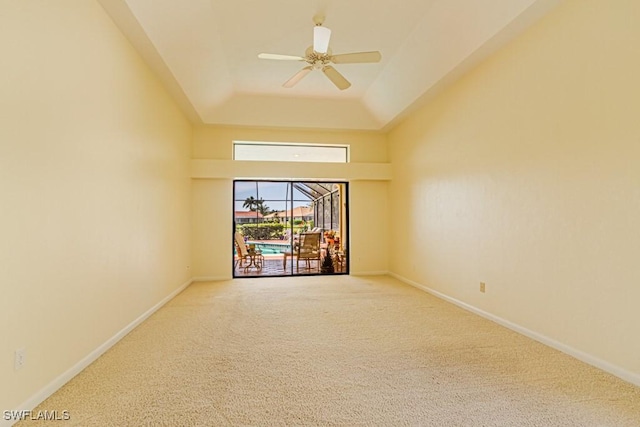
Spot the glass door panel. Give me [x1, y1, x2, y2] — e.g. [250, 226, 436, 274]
[233, 180, 348, 278]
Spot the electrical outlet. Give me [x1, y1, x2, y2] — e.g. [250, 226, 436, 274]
[480, 282, 486, 293]
[14, 348, 25, 371]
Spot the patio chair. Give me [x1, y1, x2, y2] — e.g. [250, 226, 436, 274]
[295, 232, 321, 272]
[234, 232, 263, 272]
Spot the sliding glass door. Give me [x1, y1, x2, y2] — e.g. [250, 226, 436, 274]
[232, 180, 349, 278]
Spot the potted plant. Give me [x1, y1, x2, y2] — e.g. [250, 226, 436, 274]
[324, 230, 336, 246]
[320, 248, 335, 274]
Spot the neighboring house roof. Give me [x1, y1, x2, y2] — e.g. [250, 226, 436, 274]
[268, 207, 313, 219]
[235, 211, 263, 219]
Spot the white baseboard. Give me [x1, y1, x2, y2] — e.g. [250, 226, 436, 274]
[389, 272, 640, 388]
[351, 270, 388, 276]
[3, 279, 193, 427]
[191, 275, 231, 282]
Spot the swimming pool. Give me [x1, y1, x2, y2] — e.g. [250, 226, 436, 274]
[247, 241, 292, 255]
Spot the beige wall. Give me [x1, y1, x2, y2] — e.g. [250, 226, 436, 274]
[349, 181, 389, 274]
[388, 0, 640, 379]
[0, 1, 192, 410]
[191, 125, 389, 278]
[192, 178, 233, 279]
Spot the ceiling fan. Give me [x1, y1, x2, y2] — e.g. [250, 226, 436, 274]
[258, 16, 382, 90]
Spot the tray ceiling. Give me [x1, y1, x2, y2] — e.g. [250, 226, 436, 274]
[98, 0, 563, 131]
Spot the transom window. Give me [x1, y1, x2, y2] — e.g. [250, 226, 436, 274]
[233, 141, 349, 163]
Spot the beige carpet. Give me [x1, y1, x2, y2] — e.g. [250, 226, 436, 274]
[21, 275, 640, 426]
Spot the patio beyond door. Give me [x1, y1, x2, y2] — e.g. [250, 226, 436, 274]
[233, 180, 349, 277]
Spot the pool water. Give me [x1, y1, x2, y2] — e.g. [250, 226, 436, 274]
[247, 241, 291, 255]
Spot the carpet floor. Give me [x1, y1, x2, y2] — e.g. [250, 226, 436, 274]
[20, 275, 640, 426]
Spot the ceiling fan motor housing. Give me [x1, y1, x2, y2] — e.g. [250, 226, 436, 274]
[305, 48, 331, 69]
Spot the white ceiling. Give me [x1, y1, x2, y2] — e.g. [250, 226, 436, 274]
[98, 0, 563, 131]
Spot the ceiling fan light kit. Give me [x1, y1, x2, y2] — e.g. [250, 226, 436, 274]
[258, 17, 381, 91]
[313, 25, 331, 54]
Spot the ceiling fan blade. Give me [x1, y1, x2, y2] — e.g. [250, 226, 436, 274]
[283, 66, 313, 88]
[258, 53, 305, 61]
[331, 51, 382, 64]
[322, 66, 351, 90]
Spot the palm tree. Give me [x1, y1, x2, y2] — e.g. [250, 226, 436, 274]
[243, 196, 257, 211]
[256, 200, 271, 216]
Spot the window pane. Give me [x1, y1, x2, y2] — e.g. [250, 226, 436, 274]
[332, 194, 340, 230]
[293, 186, 312, 201]
[234, 142, 348, 163]
[323, 196, 331, 230]
[256, 182, 289, 201]
[234, 181, 257, 201]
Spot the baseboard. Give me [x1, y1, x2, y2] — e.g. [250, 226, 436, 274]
[191, 275, 231, 282]
[3, 278, 193, 427]
[389, 272, 640, 388]
[351, 270, 388, 276]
